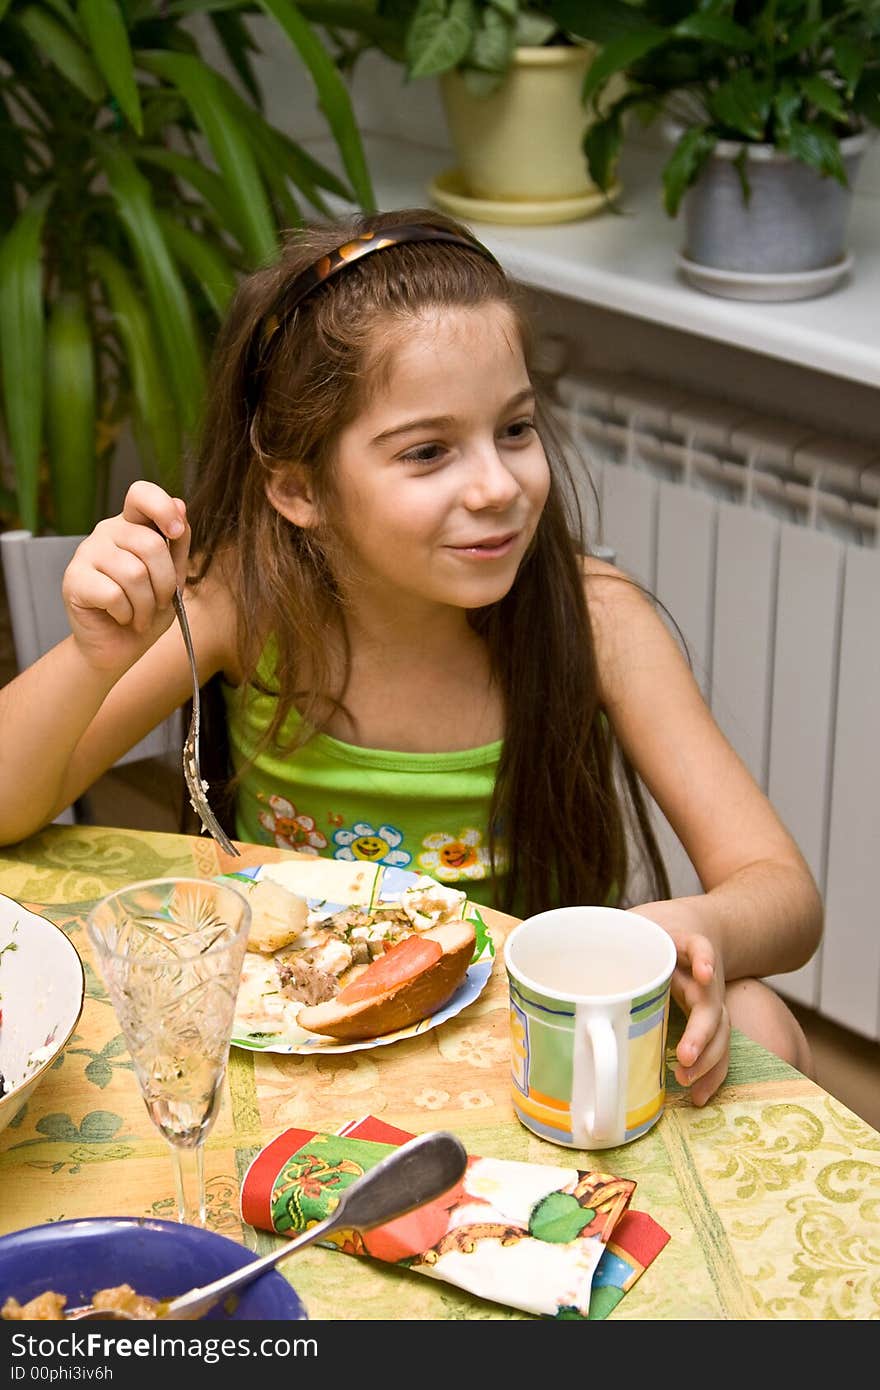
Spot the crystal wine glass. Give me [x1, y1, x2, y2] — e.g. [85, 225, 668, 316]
[87, 877, 251, 1226]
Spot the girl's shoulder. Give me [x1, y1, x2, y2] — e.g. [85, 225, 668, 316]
[580, 553, 653, 626]
[579, 555, 684, 702]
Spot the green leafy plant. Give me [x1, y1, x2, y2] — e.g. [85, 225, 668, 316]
[304, 0, 575, 95]
[544, 0, 880, 214]
[0, 0, 375, 536]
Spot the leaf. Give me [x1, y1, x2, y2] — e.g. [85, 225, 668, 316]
[732, 146, 750, 204]
[257, 0, 375, 210]
[157, 211, 236, 318]
[215, 80, 345, 216]
[707, 70, 771, 141]
[798, 74, 845, 122]
[36, 0, 83, 35]
[296, 0, 404, 53]
[542, 0, 649, 45]
[89, 247, 183, 493]
[772, 77, 802, 141]
[78, 0, 143, 134]
[786, 120, 848, 185]
[35, 1111, 80, 1141]
[0, 484, 17, 518]
[832, 37, 865, 97]
[78, 1109, 124, 1141]
[405, 0, 474, 78]
[97, 140, 205, 434]
[45, 290, 97, 534]
[775, 19, 823, 63]
[460, 65, 505, 97]
[84, 1058, 112, 1088]
[529, 1191, 594, 1244]
[210, 8, 264, 110]
[584, 107, 623, 193]
[672, 14, 754, 50]
[514, 11, 557, 47]
[135, 146, 243, 232]
[17, 5, 106, 102]
[467, 907, 494, 960]
[662, 124, 717, 216]
[468, 6, 515, 73]
[853, 67, 880, 126]
[165, 0, 261, 11]
[0, 183, 54, 533]
[137, 49, 278, 267]
[582, 29, 669, 109]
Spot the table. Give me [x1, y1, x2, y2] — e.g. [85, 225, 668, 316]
[2, 825, 879, 1320]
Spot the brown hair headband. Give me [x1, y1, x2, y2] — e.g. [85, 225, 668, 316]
[245, 223, 500, 414]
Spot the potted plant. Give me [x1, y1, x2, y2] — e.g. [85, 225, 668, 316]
[0, 0, 376, 728]
[0, 0, 375, 544]
[306, 0, 619, 220]
[544, 0, 880, 297]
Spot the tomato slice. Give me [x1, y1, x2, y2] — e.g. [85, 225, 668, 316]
[337, 935, 442, 1004]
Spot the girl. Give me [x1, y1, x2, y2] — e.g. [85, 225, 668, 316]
[0, 208, 821, 1104]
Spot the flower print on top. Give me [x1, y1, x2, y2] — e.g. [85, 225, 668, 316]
[332, 821, 412, 867]
[257, 793, 328, 854]
[417, 827, 494, 882]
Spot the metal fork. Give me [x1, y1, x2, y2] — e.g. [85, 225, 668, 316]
[171, 585, 239, 859]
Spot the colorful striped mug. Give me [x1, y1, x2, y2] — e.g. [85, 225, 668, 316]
[504, 906, 676, 1149]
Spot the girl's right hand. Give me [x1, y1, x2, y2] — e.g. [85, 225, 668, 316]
[61, 481, 191, 675]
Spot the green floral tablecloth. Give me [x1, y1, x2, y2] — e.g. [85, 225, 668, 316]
[1, 825, 879, 1319]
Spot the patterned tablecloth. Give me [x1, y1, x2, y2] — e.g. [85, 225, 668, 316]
[1, 825, 878, 1320]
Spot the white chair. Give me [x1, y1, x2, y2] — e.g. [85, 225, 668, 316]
[1, 529, 181, 824]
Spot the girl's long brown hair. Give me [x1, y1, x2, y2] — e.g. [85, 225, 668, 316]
[187, 207, 670, 918]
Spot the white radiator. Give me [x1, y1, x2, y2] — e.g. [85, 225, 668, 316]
[552, 371, 880, 1043]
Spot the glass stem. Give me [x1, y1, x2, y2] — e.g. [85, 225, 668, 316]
[169, 1142, 206, 1226]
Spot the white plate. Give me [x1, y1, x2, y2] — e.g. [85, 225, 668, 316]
[676, 252, 854, 302]
[226, 860, 495, 1055]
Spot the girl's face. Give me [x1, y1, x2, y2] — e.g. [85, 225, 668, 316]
[327, 303, 550, 622]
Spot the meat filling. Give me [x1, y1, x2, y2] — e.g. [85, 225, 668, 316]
[276, 956, 339, 1006]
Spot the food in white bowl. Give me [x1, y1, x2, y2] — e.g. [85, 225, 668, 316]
[0, 894, 85, 1137]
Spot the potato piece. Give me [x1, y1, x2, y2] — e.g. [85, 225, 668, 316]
[245, 878, 309, 953]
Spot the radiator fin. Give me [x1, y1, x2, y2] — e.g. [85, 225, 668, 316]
[554, 372, 880, 1041]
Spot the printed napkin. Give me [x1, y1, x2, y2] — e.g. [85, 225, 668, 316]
[241, 1115, 669, 1319]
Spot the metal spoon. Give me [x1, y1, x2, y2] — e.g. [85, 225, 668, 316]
[68, 1130, 467, 1321]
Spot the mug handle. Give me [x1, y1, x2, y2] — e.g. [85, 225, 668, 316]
[583, 1015, 618, 1142]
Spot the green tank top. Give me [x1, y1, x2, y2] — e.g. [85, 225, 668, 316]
[222, 643, 506, 909]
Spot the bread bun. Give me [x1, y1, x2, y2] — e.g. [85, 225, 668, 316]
[297, 920, 475, 1041]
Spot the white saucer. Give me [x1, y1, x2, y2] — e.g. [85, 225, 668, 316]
[428, 168, 618, 226]
[676, 252, 854, 302]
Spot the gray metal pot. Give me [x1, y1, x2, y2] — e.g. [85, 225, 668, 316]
[679, 130, 868, 275]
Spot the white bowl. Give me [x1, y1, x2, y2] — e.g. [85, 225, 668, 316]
[0, 893, 85, 1137]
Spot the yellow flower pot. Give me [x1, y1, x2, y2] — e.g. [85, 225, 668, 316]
[439, 45, 602, 205]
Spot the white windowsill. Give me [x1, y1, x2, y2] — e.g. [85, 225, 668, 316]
[346, 133, 880, 390]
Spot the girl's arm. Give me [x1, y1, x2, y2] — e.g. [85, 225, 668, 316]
[585, 560, 823, 980]
[0, 483, 236, 844]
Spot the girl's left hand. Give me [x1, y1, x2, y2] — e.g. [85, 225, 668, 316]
[630, 900, 730, 1106]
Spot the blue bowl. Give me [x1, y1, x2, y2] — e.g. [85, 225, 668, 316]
[0, 1218, 307, 1321]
